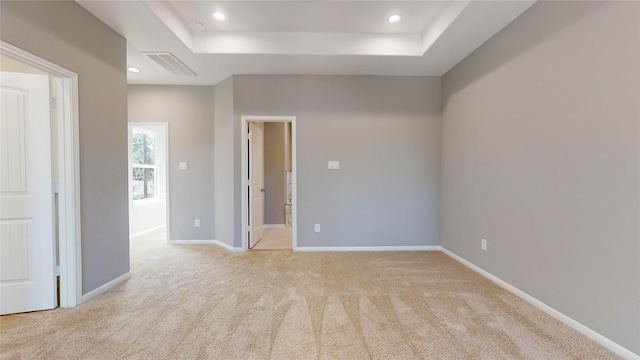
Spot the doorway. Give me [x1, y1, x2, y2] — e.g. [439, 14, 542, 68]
[0, 41, 82, 313]
[127, 122, 169, 244]
[241, 116, 297, 251]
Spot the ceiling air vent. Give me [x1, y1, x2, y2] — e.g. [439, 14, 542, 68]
[143, 52, 197, 76]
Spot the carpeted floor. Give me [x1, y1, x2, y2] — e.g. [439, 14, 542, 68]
[0, 228, 620, 359]
[253, 228, 293, 250]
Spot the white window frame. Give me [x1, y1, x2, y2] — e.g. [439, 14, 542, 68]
[132, 128, 159, 203]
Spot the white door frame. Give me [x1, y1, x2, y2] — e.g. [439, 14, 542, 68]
[1, 41, 82, 307]
[127, 122, 170, 243]
[241, 116, 297, 251]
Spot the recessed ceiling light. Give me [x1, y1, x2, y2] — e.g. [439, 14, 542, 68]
[213, 12, 226, 21]
[127, 67, 140, 73]
[388, 14, 401, 23]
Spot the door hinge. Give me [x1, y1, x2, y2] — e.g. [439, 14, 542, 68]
[50, 97, 57, 110]
[53, 182, 60, 194]
[248, 132, 252, 140]
[55, 265, 60, 276]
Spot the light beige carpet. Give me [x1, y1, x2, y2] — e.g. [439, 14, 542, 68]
[0, 228, 620, 359]
[253, 228, 293, 250]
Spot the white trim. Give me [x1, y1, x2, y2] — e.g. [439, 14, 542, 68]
[165, 124, 171, 244]
[169, 240, 218, 245]
[440, 248, 640, 360]
[241, 116, 297, 252]
[81, 272, 131, 303]
[131, 163, 157, 169]
[297, 246, 442, 252]
[264, 224, 286, 229]
[132, 198, 165, 207]
[129, 225, 166, 239]
[169, 240, 243, 252]
[1, 41, 82, 308]
[212, 240, 243, 252]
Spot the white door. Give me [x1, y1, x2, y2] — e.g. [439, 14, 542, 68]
[0, 72, 56, 315]
[249, 123, 264, 248]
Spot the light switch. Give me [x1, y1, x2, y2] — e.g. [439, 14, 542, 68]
[179, 162, 188, 170]
[328, 161, 340, 170]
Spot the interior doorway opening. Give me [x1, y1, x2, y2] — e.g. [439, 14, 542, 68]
[127, 122, 169, 245]
[0, 41, 82, 313]
[241, 116, 297, 251]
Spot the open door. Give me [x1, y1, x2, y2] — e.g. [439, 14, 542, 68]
[248, 123, 264, 248]
[0, 72, 56, 315]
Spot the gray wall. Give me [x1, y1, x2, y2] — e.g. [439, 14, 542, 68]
[234, 75, 442, 248]
[213, 77, 235, 247]
[264, 122, 286, 225]
[128, 85, 215, 240]
[441, 1, 640, 354]
[1, 1, 129, 294]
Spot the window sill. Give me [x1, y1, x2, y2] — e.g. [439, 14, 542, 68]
[133, 198, 165, 207]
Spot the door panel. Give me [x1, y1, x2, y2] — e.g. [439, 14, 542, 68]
[249, 123, 264, 248]
[0, 72, 56, 315]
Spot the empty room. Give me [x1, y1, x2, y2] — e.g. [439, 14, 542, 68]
[0, 1, 638, 359]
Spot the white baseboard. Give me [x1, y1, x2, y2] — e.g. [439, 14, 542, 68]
[212, 240, 243, 252]
[295, 245, 441, 252]
[169, 239, 217, 245]
[129, 225, 166, 238]
[170, 239, 243, 252]
[264, 224, 286, 229]
[440, 248, 639, 360]
[81, 271, 131, 303]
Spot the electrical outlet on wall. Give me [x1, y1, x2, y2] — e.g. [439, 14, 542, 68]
[314, 224, 320, 233]
[195, 219, 200, 228]
[481, 239, 487, 251]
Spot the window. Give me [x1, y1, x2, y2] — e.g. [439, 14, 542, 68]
[131, 129, 158, 201]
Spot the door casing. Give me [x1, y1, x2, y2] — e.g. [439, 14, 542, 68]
[127, 122, 170, 242]
[1, 41, 82, 307]
[241, 116, 297, 251]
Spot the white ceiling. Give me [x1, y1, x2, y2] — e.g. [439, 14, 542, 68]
[76, 1, 536, 86]
[172, 2, 447, 34]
